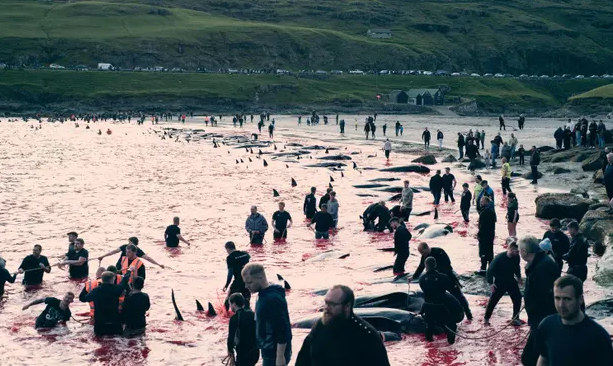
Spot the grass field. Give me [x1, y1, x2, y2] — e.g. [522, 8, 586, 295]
[0, 69, 610, 113]
[1, 0, 613, 74]
[570, 84, 613, 100]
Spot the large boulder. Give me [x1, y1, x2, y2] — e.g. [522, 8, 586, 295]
[469, 159, 487, 170]
[594, 248, 613, 286]
[412, 155, 437, 165]
[553, 167, 571, 175]
[570, 188, 589, 198]
[535, 193, 592, 221]
[441, 155, 457, 163]
[579, 209, 613, 243]
[522, 171, 543, 180]
[541, 148, 595, 163]
[594, 170, 604, 184]
[537, 146, 556, 153]
[379, 165, 431, 173]
[581, 152, 604, 172]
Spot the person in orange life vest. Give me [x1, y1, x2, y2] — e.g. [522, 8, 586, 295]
[97, 237, 165, 270]
[106, 265, 126, 311]
[79, 267, 106, 320]
[120, 244, 146, 283]
[83, 270, 132, 336]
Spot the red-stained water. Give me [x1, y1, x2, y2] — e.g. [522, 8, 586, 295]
[0, 117, 608, 366]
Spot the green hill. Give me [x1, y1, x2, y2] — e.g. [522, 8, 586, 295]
[2, 0, 613, 74]
[571, 84, 613, 100]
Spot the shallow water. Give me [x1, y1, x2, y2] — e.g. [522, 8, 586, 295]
[0, 117, 608, 366]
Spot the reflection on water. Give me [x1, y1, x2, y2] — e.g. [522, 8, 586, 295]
[0, 117, 608, 366]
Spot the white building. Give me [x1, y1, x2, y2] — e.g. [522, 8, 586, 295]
[367, 29, 392, 39]
[98, 63, 113, 70]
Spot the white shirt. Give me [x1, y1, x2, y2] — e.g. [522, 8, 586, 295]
[384, 141, 392, 151]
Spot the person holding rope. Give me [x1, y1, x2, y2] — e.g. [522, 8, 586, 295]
[59, 238, 89, 280]
[18, 244, 51, 286]
[245, 206, 268, 245]
[23, 292, 75, 329]
[272, 202, 292, 240]
[0, 257, 17, 297]
[97, 236, 165, 269]
[83, 270, 133, 336]
[223, 241, 252, 310]
[484, 241, 523, 326]
[119, 245, 146, 283]
[418, 257, 460, 344]
[78, 267, 106, 322]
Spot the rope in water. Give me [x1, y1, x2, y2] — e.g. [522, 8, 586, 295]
[443, 306, 527, 341]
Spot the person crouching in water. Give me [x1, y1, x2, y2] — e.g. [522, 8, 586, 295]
[418, 257, 462, 344]
[122, 276, 150, 337]
[226, 293, 259, 366]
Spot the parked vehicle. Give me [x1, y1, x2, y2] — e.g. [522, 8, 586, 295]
[575, 75, 585, 79]
[483, 73, 494, 77]
[470, 73, 481, 77]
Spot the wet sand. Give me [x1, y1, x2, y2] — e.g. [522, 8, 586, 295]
[0, 116, 610, 366]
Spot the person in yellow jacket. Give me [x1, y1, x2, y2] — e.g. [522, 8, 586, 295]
[501, 158, 512, 195]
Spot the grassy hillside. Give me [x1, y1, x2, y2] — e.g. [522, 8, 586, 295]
[571, 84, 613, 100]
[0, 69, 609, 113]
[1, 0, 613, 74]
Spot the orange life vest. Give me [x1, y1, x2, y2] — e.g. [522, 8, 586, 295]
[115, 274, 126, 311]
[85, 279, 101, 317]
[120, 257, 144, 284]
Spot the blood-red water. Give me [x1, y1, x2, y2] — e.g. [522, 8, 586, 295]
[0, 117, 607, 365]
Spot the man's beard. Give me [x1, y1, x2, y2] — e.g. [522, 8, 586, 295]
[322, 313, 347, 327]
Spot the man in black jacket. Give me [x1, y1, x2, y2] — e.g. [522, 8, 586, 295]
[484, 242, 523, 326]
[429, 170, 444, 206]
[295, 285, 391, 366]
[457, 133, 465, 160]
[368, 201, 392, 233]
[477, 197, 497, 275]
[83, 270, 132, 336]
[564, 221, 589, 282]
[422, 128, 431, 151]
[519, 236, 560, 366]
[542, 218, 570, 273]
[412, 243, 472, 320]
[227, 293, 259, 366]
[303, 187, 317, 219]
[554, 127, 564, 150]
[390, 218, 412, 275]
[319, 188, 332, 210]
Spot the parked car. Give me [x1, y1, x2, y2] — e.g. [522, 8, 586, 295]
[49, 64, 65, 69]
[422, 71, 433, 76]
[460, 72, 469, 76]
[483, 73, 494, 77]
[590, 75, 600, 79]
[575, 75, 585, 79]
[330, 70, 343, 75]
[451, 72, 461, 76]
[539, 75, 550, 79]
[349, 70, 364, 75]
[519, 74, 529, 78]
[561, 74, 572, 78]
[315, 70, 327, 75]
[530, 75, 539, 78]
[470, 73, 481, 77]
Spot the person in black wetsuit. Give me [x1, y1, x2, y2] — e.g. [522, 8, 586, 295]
[319, 188, 332, 210]
[542, 218, 570, 274]
[303, 187, 317, 219]
[484, 242, 523, 326]
[460, 183, 472, 222]
[308, 205, 335, 240]
[272, 202, 292, 240]
[564, 221, 589, 282]
[418, 257, 458, 344]
[84, 270, 132, 336]
[165, 216, 191, 247]
[535, 275, 613, 366]
[477, 197, 496, 275]
[60, 238, 89, 280]
[122, 276, 150, 337]
[422, 128, 431, 151]
[0, 257, 17, 297]
[368, 201, 392, 233]
[224, 241, 252, 310]
[390, 218, 412, 275]
[429, 170, 443, 206]
[18, 244, 51, 286]
[23, 292, 75, 329]
[226, 293, 259, 366]
[412, 243, 473, 320]
[442, 167, 456, 203]
[295, 285, 391, 366]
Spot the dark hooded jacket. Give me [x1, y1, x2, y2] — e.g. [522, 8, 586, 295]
[524, 251, 559, 327]
[255, 284, 292, 356]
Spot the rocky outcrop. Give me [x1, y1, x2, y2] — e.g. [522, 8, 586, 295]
[570, 188, 589, 198]
[522, 171, 543, 179]
[594, 170, 604, 183]
[594, 249, 613, 286]
[537, 146, 555, 153]
[581, 152, 604, 172]
[468, 159, 487, 170]
[441, 155, 457, 163]
[379, 165, 431, 173]
[579, 209, 613, 243]
[535, 193, 592, 221]
[552, 167, 571, 175]
[540, 148, 596, 163]
[412, 154, 437, 165]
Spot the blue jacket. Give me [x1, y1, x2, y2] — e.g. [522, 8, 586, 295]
[255, 284, 293, 355]
[245, 213, 269, 234]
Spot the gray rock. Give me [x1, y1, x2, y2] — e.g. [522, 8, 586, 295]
[468, 159, 487, 170]
[379, 165, 431, 173]
[581, 152, 604, 172]
[441, 155, 457, 163]
[579, 209, 613, 243]
[594, 170, 604, 184]
[411, 154, 437, 165]
[589, 202, 610, 211]
[537, 146, 556, 153]
[553, 167, 572, 175]
[535, 193, 592, 221]
[594, 249, 613, 286]
[570, 188, 589, 198]
[522, 171, 544, 179]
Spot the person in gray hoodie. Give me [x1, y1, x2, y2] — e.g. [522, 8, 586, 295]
[401, 180, 413, 221]
[242, 263, 292, 366]
[327, 191, 340, 228]
[245, 206, 269, 245]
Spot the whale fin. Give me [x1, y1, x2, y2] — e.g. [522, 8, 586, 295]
[284, 280, 292, 290]
[338, 253, 350, 259]
[236, 159, 239, 164]
[329, 183, 333, 189]
[286, 164, 289, 168]
[277, 274, 284, 281]
[240, 159, 244, 163]
[330, 176, 335, 182]
[341, 172, 344, 178]
[291, 178, 297, 187]
[250, 148, 253, 154]
[263, 159, 268, 167]
[259, 149, 263, 155]
[245, 148, 249, 152]
[248, 157, 252, 162]
[274, 144, 277, 150]
[207, 302, 217, 317]
[353, 162, 357, 169]
[325, 148, 329, 154]
[434, 208, 439, 220]
[172, 289, 184, 321]
[374, 265, 394, 272]
[273, 189, 280, 197]
[196, 299, 205, 312]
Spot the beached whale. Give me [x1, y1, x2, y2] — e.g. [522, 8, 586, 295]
[416, 223, 453, 239]
[318, 155, 352, 161]
[304, 250, 350, 262]
[353, 184, 390, 189]
[379, 165, 431, 173]
[354, 291, 425, 313]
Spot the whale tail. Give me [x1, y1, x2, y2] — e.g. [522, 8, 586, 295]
[207, 302, 217, 317]
[325, 148, 329, 154]
[273, 189, 280, 197]
[196, 299, 205, 312]
[274, 144, 278, 150]
[172, 289, 184, 321]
